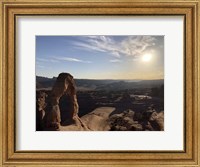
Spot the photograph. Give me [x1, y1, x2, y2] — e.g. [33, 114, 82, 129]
[2, 0, 199, 165]
[36, 35, 164, 131]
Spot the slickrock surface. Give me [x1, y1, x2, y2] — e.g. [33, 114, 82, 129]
[81, 107, 115, 131]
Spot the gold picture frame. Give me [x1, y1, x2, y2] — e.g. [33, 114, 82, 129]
[0, 0, 199, 166]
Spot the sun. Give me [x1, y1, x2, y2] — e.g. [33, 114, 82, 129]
[142, 53, 152, 62]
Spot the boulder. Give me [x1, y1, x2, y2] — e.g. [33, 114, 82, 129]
[109, 110, 144, 131]
[36, 91, 47, 130]
[149, 111, 164, 131]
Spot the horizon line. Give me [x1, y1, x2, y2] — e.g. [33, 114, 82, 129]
[36, 75, 164, 80]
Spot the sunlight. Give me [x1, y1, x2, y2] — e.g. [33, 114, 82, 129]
[142, 53, 152, 62]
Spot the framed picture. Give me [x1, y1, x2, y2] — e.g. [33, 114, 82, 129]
[0, 0, 199, 166]
[35, 35, 165, 132]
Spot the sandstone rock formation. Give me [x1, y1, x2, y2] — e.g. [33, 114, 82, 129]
[45, 73, 87, 130]
[109, 110, 143, 131]
[108, 108, 164, 131]
[36, 73, 164, 131]
[149, 111, 164, 131]
[36, 91, 47, 130]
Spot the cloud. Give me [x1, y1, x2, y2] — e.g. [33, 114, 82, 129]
[54, 56, 92, 63]
[72, 42, 107, 53]
[71, 36, 120, 57]
[109, 59, 121, 63]
[37, 65, 45, 68]
[36, 57, 59, 63]
[71, 35, 157, 59]
[36, 58, 48, 62]
[37, 56, 92, 64]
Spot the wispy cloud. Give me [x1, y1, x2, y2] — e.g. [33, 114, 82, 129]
[71, 36, 157, 59]
[37, 56, 92, 64]
[54, 56, 92, 63]
[36, 58, 48, 62]
[109, 59, 121, 63]
[36, 57, 59, 63]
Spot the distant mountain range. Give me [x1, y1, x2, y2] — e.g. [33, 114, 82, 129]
[36, 76, 164, 91]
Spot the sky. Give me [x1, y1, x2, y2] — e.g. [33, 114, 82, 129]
[36, 35, 164, 80]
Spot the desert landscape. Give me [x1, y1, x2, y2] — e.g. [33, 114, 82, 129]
[36, 35, 164, 131]
[36, 73, 164, 131]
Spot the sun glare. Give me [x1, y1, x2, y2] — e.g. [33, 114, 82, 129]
[142, 53, 152, 62]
